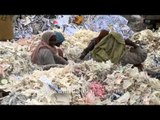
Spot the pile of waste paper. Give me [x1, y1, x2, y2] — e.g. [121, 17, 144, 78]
[84, 15, 134, 39]
[1, 27, 160, 105]
[14, 15, 134, 40]
[14, 15, 55, 39]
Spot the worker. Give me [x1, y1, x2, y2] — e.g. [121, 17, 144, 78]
[79, 30, 147, 71]
[31, 31, 68, 65]
[0, 15, 14, 41]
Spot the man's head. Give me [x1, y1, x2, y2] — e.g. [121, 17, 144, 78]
[42, 31, 65, 47]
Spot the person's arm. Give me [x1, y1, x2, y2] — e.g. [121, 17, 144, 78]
[80, 30, 109, 59]
[79, 38, 97, 59]
[57, 48, 68, 61]
[125, 39, 139, 48]
[52, 53, 68, 65]
[42, 64, 65, 70]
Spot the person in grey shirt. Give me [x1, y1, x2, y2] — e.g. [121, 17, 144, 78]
[31, 31, 68, 66]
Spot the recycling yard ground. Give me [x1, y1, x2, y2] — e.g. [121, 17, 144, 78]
[0, 15, 160, 105]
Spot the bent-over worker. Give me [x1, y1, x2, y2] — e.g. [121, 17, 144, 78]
[80, 30, 147, 71]
[31, 31, 68, 65]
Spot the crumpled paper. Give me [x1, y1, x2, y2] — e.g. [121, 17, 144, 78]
[84, 15, 134, 39]
[14, 15, 54, 39]
[14, 15, 134, 39]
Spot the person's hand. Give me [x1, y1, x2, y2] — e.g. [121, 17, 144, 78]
[131, 64, 144, 72]
[63, 57, 68, 61]
[80, 51, 87, 60]
[57, 48, 64, 57]
[134, 44, 139, 49]
[130, 45, 139, 52]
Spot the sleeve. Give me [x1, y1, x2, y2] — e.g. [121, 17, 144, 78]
[38, 48, 68, 65]
[125, 39, 138, 48]
[37, 48, 56, 65]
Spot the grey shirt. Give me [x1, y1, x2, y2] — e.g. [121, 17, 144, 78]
[37, 48, 68, 65]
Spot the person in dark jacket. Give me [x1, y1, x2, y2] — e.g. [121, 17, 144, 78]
[80, 30, 147, 71]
